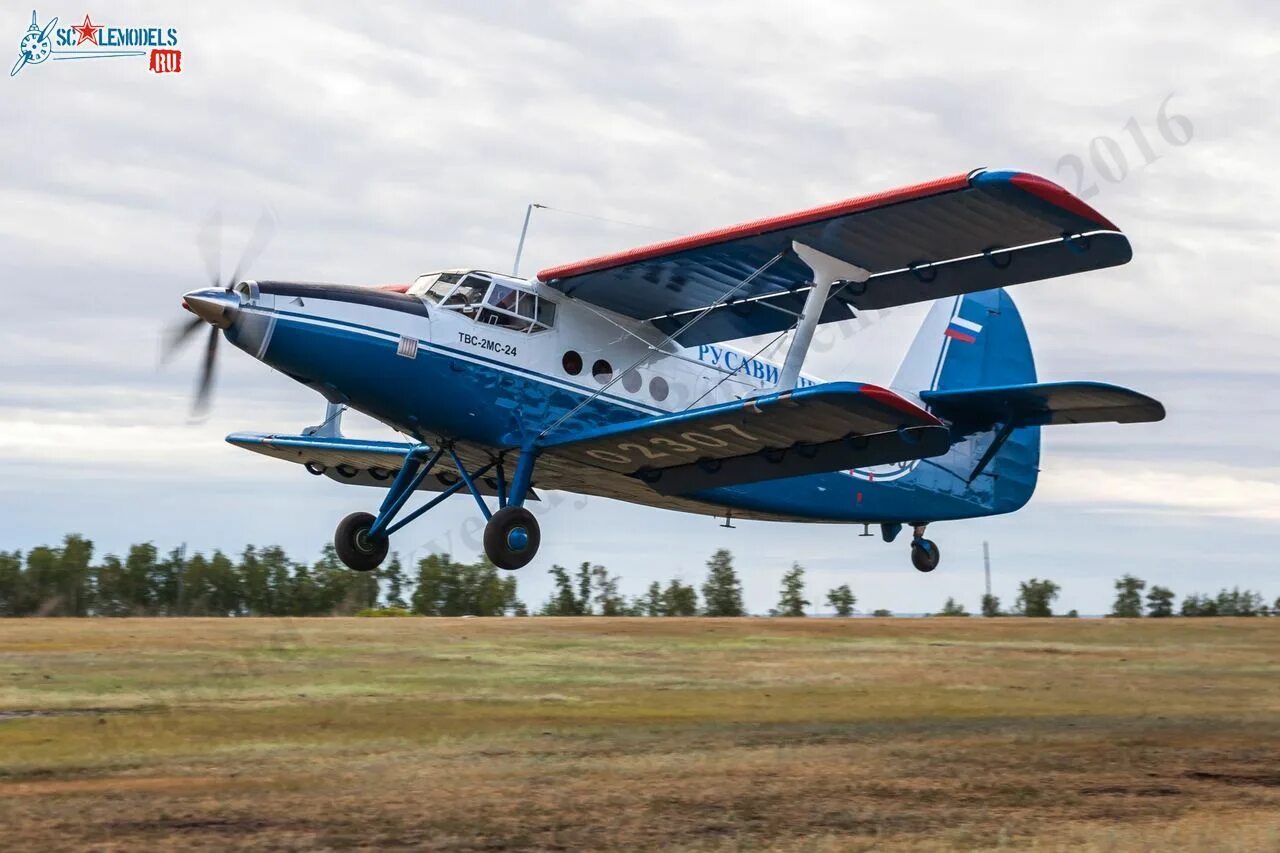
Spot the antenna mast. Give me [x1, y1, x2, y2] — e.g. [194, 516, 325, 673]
[512, 203, 545, 277]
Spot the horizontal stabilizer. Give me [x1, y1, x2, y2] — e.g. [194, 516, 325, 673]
[226, 433, 534, 499]
[539, 382, 951, 495]
[920, 381, 1165, 432]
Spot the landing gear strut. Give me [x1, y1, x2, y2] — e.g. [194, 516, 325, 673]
[909, 524, 940, 573]
[332, 443, 541, 573]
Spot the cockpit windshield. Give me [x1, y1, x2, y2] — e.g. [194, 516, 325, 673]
[411, 271, 464, 303]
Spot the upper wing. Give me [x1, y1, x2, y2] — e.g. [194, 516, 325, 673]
[538, 381, 951, 496]
[537, 169, 1130, 346]
[226, 432, 535, 499]
[919, 381, 1166, 431]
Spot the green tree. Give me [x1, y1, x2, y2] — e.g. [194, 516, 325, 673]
[0, 550, 23, 616]
[380, 554, 409, 609]
[467, 557, 520, 616]
[510, 588, 529, 617]
[151, 547, 185, 615]
[1215, 587, 1265, 617]
[575, 562, 594, 616]
[258, 546, 294, 616]
[23, 546, 58, 615]
[1110, 574, 1146, 618]
[826, 584, 856, 617]
[776, 562, 809, 617]
[179, 552, 214, 615]
[701, 549, 744, 617]
[92, 554, 129, 616]
[981, 593, 1001, 617]
[872, 608, 892, 617]
[412, 553, 448, 616]
[59, 535, 94, 617]
[937, 597, 968, 616]
[1180, 593, 1216, 617]
[541, 564, 581, 616]
[662, 579, 698, 616]
[23, 535, 94, 616]
[410, 553, 511, 616]
[1146, 585, 1175, 617]
[288, 559, 320, 616]
[122, 543, 158, 615]
[208, 550, 244, 615]
[238, 546, 271, 615]
[592, 564, 625, 616]
[1015, 578, 1060, 617]
[642, 581, 663, 616]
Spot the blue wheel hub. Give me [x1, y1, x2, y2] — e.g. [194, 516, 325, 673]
[506, 526, 529, 552]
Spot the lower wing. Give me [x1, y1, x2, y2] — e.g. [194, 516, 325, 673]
[538, 381, 951, 496]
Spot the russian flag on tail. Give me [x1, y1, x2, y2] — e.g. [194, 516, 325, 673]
[944, 315, 983, 344]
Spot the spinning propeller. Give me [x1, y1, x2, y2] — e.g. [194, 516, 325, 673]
[164, 210, 276, 418]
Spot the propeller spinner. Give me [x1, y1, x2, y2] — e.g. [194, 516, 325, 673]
[163, 210, 275, 418]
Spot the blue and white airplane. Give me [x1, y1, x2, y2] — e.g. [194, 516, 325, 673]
[171, 168, 1163, 574]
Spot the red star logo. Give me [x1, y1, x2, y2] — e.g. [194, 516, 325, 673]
[72, 14, 102, 46]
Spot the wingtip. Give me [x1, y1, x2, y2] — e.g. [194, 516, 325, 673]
[973, 170, 1121, 232]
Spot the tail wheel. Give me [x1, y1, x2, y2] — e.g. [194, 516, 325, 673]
[911, 539, 941, 573]
[484, 506, 540, 571]
[335, 511, 388, 572]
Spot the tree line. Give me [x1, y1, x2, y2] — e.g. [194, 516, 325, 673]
[1, 536, 1276, 618]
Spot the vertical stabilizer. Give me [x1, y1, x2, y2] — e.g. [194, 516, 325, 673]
[889, 288, 1040, 516]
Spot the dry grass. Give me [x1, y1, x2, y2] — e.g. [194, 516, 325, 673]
[1, 617, 1278, 850]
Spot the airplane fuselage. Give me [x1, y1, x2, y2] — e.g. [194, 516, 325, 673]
[218, 270, 1032, 526]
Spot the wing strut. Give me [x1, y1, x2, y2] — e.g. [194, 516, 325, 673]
[777, 242, 870, 391]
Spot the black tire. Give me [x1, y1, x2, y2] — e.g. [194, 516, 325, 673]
[334, 511, 388, 572]
[911, 539, 941, 573]
[483, 506, 540, 571]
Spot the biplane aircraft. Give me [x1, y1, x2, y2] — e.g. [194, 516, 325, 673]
[170, 168, 1164, 574]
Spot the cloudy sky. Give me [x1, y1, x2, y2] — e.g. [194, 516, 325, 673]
[2, 2, 1277, 615]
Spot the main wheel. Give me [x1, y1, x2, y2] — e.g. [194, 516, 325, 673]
[911, 539, 941, 573]
[334, 511, 388, 572]
[483, 506, 540, 570]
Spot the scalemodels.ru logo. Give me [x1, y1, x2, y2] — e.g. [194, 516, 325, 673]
[11, 9, 182, 77]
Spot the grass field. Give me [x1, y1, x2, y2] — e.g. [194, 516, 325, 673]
[2, 617, 1279, 851]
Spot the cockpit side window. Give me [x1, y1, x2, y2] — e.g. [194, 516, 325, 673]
[476, 284, 556, 333]
[479, 284, 532, 331]
[536, 299, 556, 329]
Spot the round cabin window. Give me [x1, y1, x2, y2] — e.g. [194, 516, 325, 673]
[621, 369, 642, 393]
[649, 376, 670, 402]
[592, 359, 613, 384]
[562, 350, 583, 375]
